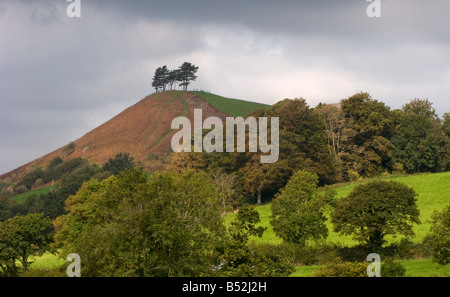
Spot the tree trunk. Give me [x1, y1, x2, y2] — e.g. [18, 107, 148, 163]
[257, 191, 262, 206]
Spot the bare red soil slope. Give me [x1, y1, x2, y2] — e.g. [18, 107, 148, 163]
[1, 91, 229, 181]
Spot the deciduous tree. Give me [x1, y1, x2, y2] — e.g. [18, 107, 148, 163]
[332, 180, 420, 250]
[0, 213, 53, 276]
[270, 170, 329, 245]
[392, 99, 449, 173]
[425, 203, 450, 265]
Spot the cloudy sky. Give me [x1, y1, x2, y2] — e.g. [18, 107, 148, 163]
[1, 0, 450, 174]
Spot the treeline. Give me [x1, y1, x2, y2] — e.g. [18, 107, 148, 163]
[152, 62, 199, 92]
[168, 93, 449, 205]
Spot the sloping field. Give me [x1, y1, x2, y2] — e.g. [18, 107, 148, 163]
[193, 91, 270, 117]
[228, 171, 450, 246]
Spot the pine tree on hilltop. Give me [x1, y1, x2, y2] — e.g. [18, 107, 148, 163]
[178, 62, 199, 91]
[152, 63, 198, 92]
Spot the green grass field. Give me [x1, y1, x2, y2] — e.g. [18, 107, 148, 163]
[193, 91, 270, 117]
[226, 171, 450, 277]
[11, 185, 53, 204]
[233, 171, 450, 246]
[291, 259, 450, 277]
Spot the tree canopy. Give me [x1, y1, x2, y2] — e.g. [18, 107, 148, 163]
[54, 168, 225, 277]
[271, 170, 329, 245]
[332, 180, 420, 250]
[0, 213, 53, 276]
[152, 62, 198, 92]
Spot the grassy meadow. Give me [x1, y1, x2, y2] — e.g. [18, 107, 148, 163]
[193, 91, 270, 117]
[11, 185, 53, 204]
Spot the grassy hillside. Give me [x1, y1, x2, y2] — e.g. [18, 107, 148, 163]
[11, 185, 53, 204]
[228, 171, 450, 246]
[193, 91, 270, 117]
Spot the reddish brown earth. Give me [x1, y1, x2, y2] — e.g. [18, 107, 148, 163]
[0, 91, 230, 182]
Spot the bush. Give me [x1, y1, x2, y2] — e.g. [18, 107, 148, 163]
[347, 169, 360, 182]
[32, 178, 44, 190]
[381, 259, 406, 277]
[314, 260, 368, 277]
[14, 185, 29, 194]
[43, 157, 64, 183]
[424, 204, 450, 265]
[16, 167, 44, 190]
[19, 267, 66, 277]
[103, 153, 135, 176]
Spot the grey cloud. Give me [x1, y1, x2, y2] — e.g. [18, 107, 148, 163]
[1, 0, 450, 174]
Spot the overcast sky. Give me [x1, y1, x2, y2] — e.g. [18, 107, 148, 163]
[1, 0, 450, 174]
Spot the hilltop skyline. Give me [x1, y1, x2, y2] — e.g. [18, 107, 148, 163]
[1, 0, 450, 174]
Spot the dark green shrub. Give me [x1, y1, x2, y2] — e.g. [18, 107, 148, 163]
[424, 204, 450, 265]
[16, 167, 44, 190]
[103, 153, 135, 176]
[314, 260, 368, 277]
[381, 259, 406, 277]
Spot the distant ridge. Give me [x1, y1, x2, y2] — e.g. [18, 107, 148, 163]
[0, 91, 269, 181]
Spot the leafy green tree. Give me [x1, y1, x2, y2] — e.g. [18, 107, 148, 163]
[425, 204, 450, 265]
[241, 155, 292, 205]
[43, 157, 64, 183]
[339, 92, 394, 177]
[332, 180, 420, 250]
[0, 213, 53, 276]
[270, 170, 329, 245]
[443, 112, 450, 137]
[218, 204, 294, 277]
[54, 168, 224, 277]
[0, 196, 17, 222]
[103, 152, 135, 176]
[267, 98, 336, 184]
[392, 99, 449, 173]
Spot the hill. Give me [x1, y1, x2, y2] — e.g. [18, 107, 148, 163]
[0, 91, 269, 183]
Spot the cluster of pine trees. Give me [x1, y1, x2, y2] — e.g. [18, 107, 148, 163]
[152, 62, 199, 92]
